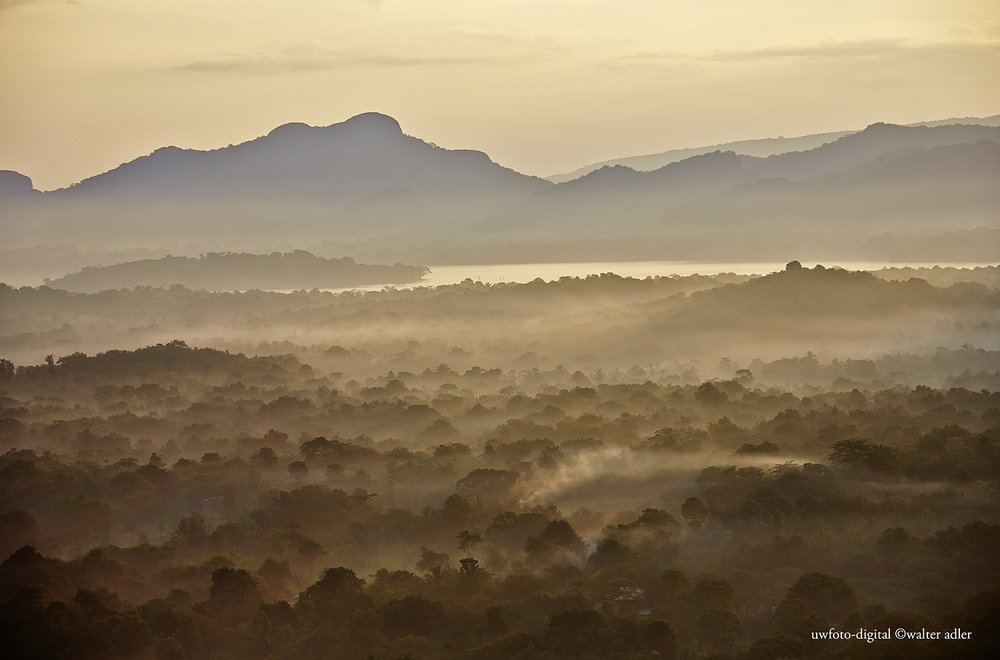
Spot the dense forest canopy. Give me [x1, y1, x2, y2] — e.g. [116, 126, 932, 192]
[2, 264, 998, 376]
[1, 264, 998, 659]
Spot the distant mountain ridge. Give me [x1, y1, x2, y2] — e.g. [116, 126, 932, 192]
[479, 124, 1000, 237]
[738, 122, 1000, 180]
[479, 150, 753, 235]
[56, 113, 547, 203]
[547, 113, 1000, 182]
[1, 112, 997, 265]
[0, 112, 554, 247]
[663, 139, 1000, 236]
[0, 171, 35, 196]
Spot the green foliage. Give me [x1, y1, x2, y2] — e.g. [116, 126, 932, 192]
[786, 572, 858, 623]
[829, 438, 901, 473]
[0, 330, 998, 659]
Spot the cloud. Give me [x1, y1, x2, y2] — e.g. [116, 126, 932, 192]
[598, 50, 703, 77]
[174, 38, 530, 74]
[451, 28, 564, 49]
[0, 0, 78, 9]
[702, 38, 1000, 61]
[947, 23, 978, 39]
[603, 38, 1000, 74]
[0, 0, 42, 9]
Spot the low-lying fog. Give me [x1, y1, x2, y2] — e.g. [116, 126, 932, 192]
[1, 261, 998, 660]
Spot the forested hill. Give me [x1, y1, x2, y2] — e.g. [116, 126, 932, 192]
[44, 250, 429, 293]
[3, 264, 998, 378]
[7, 340, 303, 381]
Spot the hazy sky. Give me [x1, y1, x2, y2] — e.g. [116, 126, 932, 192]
[1, 0, 998, 190]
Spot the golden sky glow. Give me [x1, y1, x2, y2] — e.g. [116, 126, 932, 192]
[1, 0, 998, 190]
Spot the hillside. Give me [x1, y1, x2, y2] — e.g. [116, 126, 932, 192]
[44, 250, 429, 293]
[1, 115, 997, 264]
[0, 113, 552, 248]
[481, 125, 1000, 238]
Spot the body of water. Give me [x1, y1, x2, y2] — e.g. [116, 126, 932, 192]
[9, 260, 989, 293]
[342, 260, 995, 292]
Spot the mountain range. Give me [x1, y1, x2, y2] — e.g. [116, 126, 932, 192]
[480, 123, 1000, 238]
[1, 112, 997, 263]
[546, 114, 1000, 182]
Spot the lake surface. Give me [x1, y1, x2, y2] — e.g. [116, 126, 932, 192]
[331, 260, 994, 293]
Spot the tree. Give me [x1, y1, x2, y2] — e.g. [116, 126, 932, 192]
[257, 558, 292, 597]
[525, 519, 585, 563]
[455, 468, 521, 501]
[457, 530, 481, 555]
[457, 557, 491, 595]
[786, 572, 858, 623]
[693, 578, 734, 611]
[440, 494, 471, 529]
[337, 609, 386, 659]
[52, 494, 113, 545]
[0, 358, 14, 383]
[658, 569, 690, 604]
[637, 619, 678, 659]
[828, 438, 900, 473]
[697, 609, 741, 652]
[379, 595, 448, 640]
[209, 567, 261, 628]
[415, 547, 450, 573]
[546, 609, 607, 657]
[107, 613, 154, 658]
[744, 633, 806, 660]
[695, 382, 728, 405]
[288, 460, 309, 482]
[587, 538, 631, 568]
[298, 540, 326, 579]
[0, 511, 40, 558]
[250, 447, 279, 467]
[681, 497, 709, 529]
[770, 598, 826, 636]
[484, 511, 549, 553]
[171, 512, 209, 546]
[301, 567, 373, 626]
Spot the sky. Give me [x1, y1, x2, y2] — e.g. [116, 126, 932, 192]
[1, 0, 998, 191]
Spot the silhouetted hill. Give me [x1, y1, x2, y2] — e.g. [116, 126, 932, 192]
[4, 262, 996, 369]
[54, 113, 548, 205]
[1, 113, 551, 246]
[739, 122, 1000, 180]
[483, 124, 999, 238]
[846, 138, 1000, 184]
[547, 114, 1000, 182]
[481, 150, 753, 235]
[341, 185, 443, 234]
[595, 261, 1000, 362]
[0, 171, 34, 196]
[669, 139, 1000, 233]
[2, 116, 997, 262]
[547, 130, 855, 183]
[45, 250, 429, 293]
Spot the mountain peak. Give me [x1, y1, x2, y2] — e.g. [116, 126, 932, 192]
[266, 122, 315, 139]
[0, 170, 34, 195]
[339, 112, 403, 134]
[263, 114, 403, 141]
